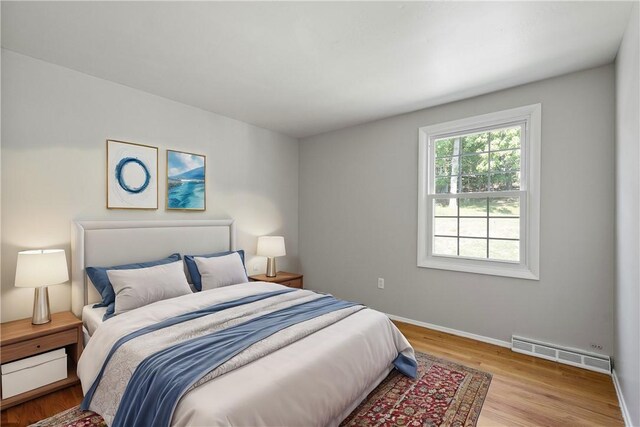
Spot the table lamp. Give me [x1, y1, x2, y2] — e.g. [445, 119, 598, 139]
[15, 249, 69, 325]
[256, 236, 286, 277]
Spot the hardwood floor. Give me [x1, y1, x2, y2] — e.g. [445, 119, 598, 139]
[1, 383, 83, 427]
[1, 321, 624, 427]
[396, 321, 624, 427]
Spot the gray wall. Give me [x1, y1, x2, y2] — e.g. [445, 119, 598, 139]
[615, 3, 640, 425]
[1, 50, 299, 322]
[300, 65, 615, 354]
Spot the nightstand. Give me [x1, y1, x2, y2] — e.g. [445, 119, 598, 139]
[249, 272, 303, 289]
[0, 311, 83, 410]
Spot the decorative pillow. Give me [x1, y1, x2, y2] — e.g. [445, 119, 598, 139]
[194, 252, 249, 291]
[106, 260, 192, 316]
[86, 253, 181, 320]
[184, 250, 245, 291]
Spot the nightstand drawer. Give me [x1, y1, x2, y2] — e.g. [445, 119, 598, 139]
[1, 329, 77, 363]
[281, 278, 302, 289]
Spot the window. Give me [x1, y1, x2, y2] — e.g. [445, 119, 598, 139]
[418, 104, 540, 279]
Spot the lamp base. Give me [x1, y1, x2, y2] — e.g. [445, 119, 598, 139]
[266, 257, 277, 277]
[32, 286, 51, 325]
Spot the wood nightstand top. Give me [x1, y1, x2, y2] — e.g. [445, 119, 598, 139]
[249, 271, 303, 283]
[1, 312, 82, 346]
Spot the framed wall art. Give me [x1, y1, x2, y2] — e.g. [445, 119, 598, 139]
[106, 140, 158, 209]
[166, 149, 206, 211]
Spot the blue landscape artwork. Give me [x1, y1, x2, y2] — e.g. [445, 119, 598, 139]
[167, 150, 205, 210]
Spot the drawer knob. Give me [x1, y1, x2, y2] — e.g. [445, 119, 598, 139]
[36, 345, 41, 348]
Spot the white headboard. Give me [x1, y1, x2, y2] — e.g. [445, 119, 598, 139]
[71, 220, 236, 317]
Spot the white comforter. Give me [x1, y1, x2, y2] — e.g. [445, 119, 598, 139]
[78, 282, 414, 426]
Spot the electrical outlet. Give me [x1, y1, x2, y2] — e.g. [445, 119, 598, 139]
[377, 278, 384, 289]
[252, 264, 260, 273]
[590, 343, 603, 351]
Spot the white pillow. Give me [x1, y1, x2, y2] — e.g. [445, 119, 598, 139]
[194, 252, 248, 290]
[107, 260, 192, 315]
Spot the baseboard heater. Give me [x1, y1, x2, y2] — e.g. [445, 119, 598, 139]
[511, 336, 611, 374]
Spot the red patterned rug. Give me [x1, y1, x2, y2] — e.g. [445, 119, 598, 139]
[30, 352, 491, 427]
[341, 352, 492, 426]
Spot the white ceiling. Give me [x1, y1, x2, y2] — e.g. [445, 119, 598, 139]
[1, 1, 633, 138]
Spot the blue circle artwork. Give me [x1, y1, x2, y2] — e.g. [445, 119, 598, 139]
[115, 157, 151, 194]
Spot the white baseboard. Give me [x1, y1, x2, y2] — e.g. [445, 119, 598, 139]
[612, 369, 634, 427]
[385, 313, 512, 349]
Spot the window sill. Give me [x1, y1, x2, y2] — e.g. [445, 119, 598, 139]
[418, 257, 539, 280]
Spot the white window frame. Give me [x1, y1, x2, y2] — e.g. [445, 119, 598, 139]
[417, 104, 541, 280]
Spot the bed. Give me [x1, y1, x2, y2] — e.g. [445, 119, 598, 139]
[71, 220, 415, 427]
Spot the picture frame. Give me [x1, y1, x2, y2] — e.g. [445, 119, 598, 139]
[106, 140, 158, 210]
[166, 149, 206, 211]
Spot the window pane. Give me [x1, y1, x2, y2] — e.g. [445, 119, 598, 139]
[490, 172, 520, 191]
[489, 218, 519, 239]
[436, 177, 456, 193]
[460, 153, 489, 175]
[460, 218, 487, 238]
[489, 197, 519, 217]
[461, 175, 488, 192]
[490, 149, 520, 172]
[433, 237, 457, 256]
[489, 239, 520, 262]
[461, 132, 489, 154]
[435, 218, 457, 236]
[460, 238, 487, 258]
[434, 199, 457, 216]
[489, 127, 521, 151]
[436, 157, 455, 176]
[435, 138, 455, 157]
[459, 198, 487, 216]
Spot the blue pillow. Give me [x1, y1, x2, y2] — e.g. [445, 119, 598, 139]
[185, 250, 245, 291]
[86, 253, 181, 320]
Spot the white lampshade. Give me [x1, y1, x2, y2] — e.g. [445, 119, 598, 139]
[15, 249, 69, 288]
[256, 236, 286, 257]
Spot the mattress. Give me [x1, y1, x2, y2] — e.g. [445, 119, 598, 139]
[82, 304, 107, 338]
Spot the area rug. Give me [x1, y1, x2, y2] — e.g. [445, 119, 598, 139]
[30, 352, 491, 427]
[341, 352, 492, 426]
